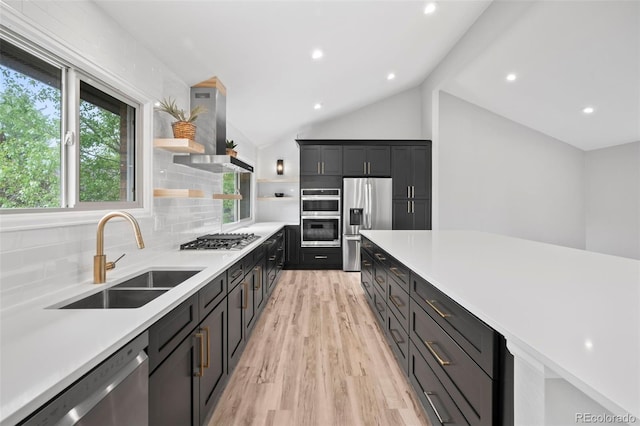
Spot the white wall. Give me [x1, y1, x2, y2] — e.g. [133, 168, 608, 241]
[299, 87, 422, 140]
[585, 141, 640, 259]
[437, 92, 586, 249]
[0, 1, 257, 308]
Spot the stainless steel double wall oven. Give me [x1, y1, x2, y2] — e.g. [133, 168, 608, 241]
[300, 188, 341, 247]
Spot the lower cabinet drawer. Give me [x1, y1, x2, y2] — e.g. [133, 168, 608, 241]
[387, 309, 409, 373]
[361, 270, 374, 302]
[410, 300, 494, 425]
[372, 288, 387, 327]
[387, 276, 410, 332]
[148, 293, 199, 373]
[411, 272, 496, 378]
[300, 249, 342, 267]
[409, 341, 470, 426]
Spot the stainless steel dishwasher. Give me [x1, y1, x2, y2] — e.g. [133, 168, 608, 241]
[22, 332, 149, 426]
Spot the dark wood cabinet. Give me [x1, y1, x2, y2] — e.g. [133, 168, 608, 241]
[343, 145, 390, 176]
[285, 225, 300, 267]
[198, 300, 227, 425]
[227, 278, 245, 373]
[392, 199, 431, 230]
[391, 145, 431, 230]
[149, 332, 200, 426]
[300, 145, 342, 176]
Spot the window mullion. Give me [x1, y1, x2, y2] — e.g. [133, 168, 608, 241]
[63, 68, 80, 208]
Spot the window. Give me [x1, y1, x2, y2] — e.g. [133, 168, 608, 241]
[222, 172, 251, 225]
[0, 36, 140, 211]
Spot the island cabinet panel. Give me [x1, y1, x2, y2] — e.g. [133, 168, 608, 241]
[411, 273, 497, 378]
[360, 235, 510, 426]
[409, 341, 470, 426]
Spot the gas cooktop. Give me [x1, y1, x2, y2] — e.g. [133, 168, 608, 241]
[180, 233, 261, 250]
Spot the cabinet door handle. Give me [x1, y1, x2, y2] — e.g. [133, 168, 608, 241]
[389, 328, 405, 345]
[374, 253, 386, 261]
[362, 260, 371, 267]
[425, 299, 451, 318]
[364, 162, 367, 174]
[269, 255, 277, 261]
[242, 281, 248, 309]
[317, 162, 321, 174]
[424, 391, 450, 424]
[230, 269, 242, 281]
[322, 162, 325, 174]
[412, 201, 415, 214]
[389, 266, 405, 278]
[389, 294, 405, 308]
[375, 275, 385, 285]
[314, 255, 328, 259]
[194, 332, 204, 377]
[202, 326, 210, 368]
[407, 200, 411, 213]
[412, 186, 415, 198]
[425, 341, 451, 366]
[254, 266, 262, 289]
[407, 186, 411, 198]
[362, 280, 370, 288]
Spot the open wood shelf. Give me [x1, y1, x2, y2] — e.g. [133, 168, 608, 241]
[212, 194, 243, 200]
[154, 138, 205, 154]
[257, 178, 300, 183]
[154, 188, 205, 198]
[257, 196, 299, 201]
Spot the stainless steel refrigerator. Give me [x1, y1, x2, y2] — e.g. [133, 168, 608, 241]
[342, 177, 392, 271]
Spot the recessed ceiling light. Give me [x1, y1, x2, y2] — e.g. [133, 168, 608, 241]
[424, 2, 437, 15]
[506, 73, 517, 82]
[314, 103, 322, 110]
[582, 106, 595, 114]
[387, 73, 396, 81]
[311, 49, 324, 60]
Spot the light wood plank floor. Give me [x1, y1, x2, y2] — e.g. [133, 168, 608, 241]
[208, 270, 431, 426]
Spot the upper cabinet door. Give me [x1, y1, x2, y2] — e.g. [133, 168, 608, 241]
[300, 146, 322, 175]
[411, 145, 431, 199]
[320, 146, 343, 175]
[343, 145, 390, 176]
[343, 146, 368, 176]
[367, 146, 390, 176]
[391, 146, 412, 198]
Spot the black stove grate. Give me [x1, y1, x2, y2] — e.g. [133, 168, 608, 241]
[180, 233, 260, 250]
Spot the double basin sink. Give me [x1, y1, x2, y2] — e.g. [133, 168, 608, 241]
[59, 270, 200, 309]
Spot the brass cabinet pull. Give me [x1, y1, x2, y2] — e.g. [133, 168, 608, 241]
[425, 341, 451, 366]
[230, 269, 242, 280]
[317, 162, 321, 174]
[412, 201, 415, 214]
[424, 391, 449, 424]
[254, 266, 262, 289]
[362, 260, 371, 267]
[269, 255, 277, 261]
[389, 328, 404, 345]
[242, 282, 248, 309]
[389, 294, 405, 308]
[315, 255, 328, 259]
[364, 162, 367, 174]
[407, 186, 411, 198]
[202, 327, 210, 368]
[425, 299, 451, 318]
[375, 275, 385, 285]
[374, 253, 386, 261]
[194, 332, 204, 377]
[411, 186, 415, 198]
[362, 281, 370, 288]
[368, 162, 371, 174]
[389, 266, 405, 278]
[322, 162, 325, 174]
[407, 201, 411, 213]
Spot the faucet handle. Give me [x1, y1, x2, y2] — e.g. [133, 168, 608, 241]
[106, 253, 126, 271]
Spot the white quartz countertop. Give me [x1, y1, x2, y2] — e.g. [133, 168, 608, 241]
[0, 222, 287, 425]
[361, 230, 640, 418]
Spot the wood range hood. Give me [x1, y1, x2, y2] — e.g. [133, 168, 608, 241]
[173, 76, 253, 173]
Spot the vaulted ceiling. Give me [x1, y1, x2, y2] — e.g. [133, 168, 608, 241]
[94, 0, 639, 151]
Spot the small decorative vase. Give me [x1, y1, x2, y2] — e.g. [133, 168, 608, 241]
[172, 121, 196, 140]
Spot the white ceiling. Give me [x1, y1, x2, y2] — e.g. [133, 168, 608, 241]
[94, 0, 639, 151]
[443, 0, 640, 151]
[93, 0, 490, 146]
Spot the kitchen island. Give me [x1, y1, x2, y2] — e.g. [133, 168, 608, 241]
[361, 230, 640, 424]
[0, 222, 288, 425]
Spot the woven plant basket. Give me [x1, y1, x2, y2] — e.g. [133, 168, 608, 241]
[172, 121, 196, 140]
[226, 148, 238, 158]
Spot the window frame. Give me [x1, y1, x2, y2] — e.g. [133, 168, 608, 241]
[0, 21, 151, 231]
[221, 171, 254, 231]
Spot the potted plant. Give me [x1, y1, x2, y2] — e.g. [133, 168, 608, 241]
[156, 97, 206, 140]
[226, 139, 238, 157]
